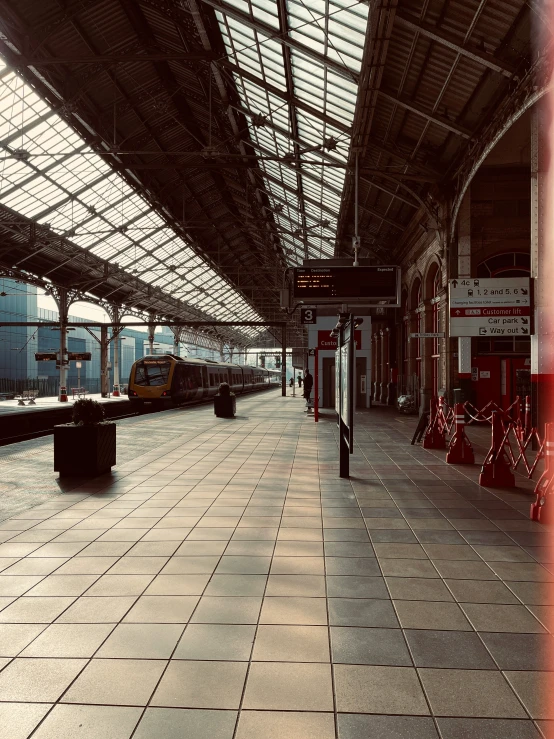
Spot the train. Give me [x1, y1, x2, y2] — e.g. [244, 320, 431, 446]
[127, 354, 281, 408]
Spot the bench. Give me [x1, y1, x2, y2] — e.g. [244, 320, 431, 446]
[72, 387, 88, 399]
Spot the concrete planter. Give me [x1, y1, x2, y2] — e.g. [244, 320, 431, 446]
[54, 422, 116, 477]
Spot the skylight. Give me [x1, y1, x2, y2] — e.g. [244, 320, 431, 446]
[0, 60, 265, 333]
[215, 0, 368, 263]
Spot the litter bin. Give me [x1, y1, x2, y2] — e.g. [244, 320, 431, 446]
[214, 383, 236, 418]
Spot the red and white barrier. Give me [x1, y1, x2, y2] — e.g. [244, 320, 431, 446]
[59, 385, 68, 402]
[530, 423, 554, 523]
[423, 397, 447, 450]
[446, 403, 474, 464]
[113, 384, 120, 397]
[479, 411, 515, 488]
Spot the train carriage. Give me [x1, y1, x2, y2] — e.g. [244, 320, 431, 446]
[127, 354, 279, 408]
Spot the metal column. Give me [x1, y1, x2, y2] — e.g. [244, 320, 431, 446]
[55, 288, 69, 402]
[100, 325, 109, 397]
[281, 324, 287, 397]
[112, 306, 120, 396]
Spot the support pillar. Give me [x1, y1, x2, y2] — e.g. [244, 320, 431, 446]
[457, 192, 472, 403]
[147, 315, 156, 355]
[170, 327, 184, 357]
[100, 325, 109, 398]
[379, 329, 388, 403]
[373, 331, 381, 402]
[111, 305, 121, 396]
[53, 288, 69, 402]
[281, 324, 287, 397]
[530, 103, 552, 429]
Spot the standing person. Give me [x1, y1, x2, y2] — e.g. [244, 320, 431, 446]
[298, 374, 303, 388]
[303, 368, 313, 402]
[289, 377, 294, 388]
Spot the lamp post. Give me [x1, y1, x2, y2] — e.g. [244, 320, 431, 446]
[76, 361, 82, 390]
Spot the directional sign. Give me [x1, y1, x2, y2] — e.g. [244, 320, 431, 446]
[68, 352, 92, 361]
[410, 332, 444, 339]
[449, 278, 533, 336]
[35, 352, 57, 361]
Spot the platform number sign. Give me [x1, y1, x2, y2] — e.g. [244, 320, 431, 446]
[300, 307, 317, 324]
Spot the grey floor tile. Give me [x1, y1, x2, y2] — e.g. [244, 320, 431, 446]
[175, 541, 228, 556]
[236, 711, 335, 739]
[266, 575, 325, 597]
[243, 662, 333, 710]
[56, 596, 137, 623]
[144, 574, 211, 596]
[436, 717, 541, 738]
[329, 598, 398, 627]
[253, 624, 330, 662]
[0, 703, 52, 739]
[0, 597, 76, 624]
[61, 658, 166, 706]
[419, 668, 527, 717]
[422, 544, 480, 561]
[191, 596, 262, 624]
[325, 557, 380, 576]
[326, 575, 388, 599]
[0, 623, 47, 657]
[259, 596, 328, 625]
[379, 560, 439, 578]
[446, 579, 520, 604]
[368, 530, 418, 543]
[323, 529, 370, 541]
[273, 542, 323, 557]
[337, 714, 439, 739]
[334, 664, 429, 714]
[20, 623, 113, 658]
[151, 660, 248, 709]
[0, 657, 87, 701]
[461, 604, 545, 633]
[133, 708, 237, 739]
[331, 626, 411, 666]
[386, 577, 453, 601]
[216, 556, 272, 575]
[174, 623, 255, 660]
[415, 531, 466, 544]
[480, 632, 550, 670]
[405, 629, 496, 669]
[433, 561, 497, 580]
[394, 600, 471, 630]
[204, 575, 267, 596]
[123, 595, 199, 623]
[374, 543, 428, 559]
[270, 557, 325, 575]
[160, 557, 219, 575]
[96, 623, 183, 658]
[31, 704, 142, 739]
[324, 542, 375, 557]
[504, 672, 548, 719]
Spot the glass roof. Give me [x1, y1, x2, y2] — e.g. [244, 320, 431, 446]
[216, 0, 368, 263]
[0, 60, 265, 333]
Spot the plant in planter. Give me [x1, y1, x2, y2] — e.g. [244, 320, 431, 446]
[214, 382, 236, 418]
[54, 398, 116, 477]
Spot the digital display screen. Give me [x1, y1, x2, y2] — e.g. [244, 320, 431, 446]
[292, 266, 399, 302]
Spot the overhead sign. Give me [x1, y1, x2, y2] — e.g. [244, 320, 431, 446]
[318, 330, 362, 351]
[68, 352, 92, 361]
[292, 266, 400, 305]
[410, 332, 445, 339]
[300, 307, 317, 324]
[449, 278, 533, 337]
[35, 352, 57, 361]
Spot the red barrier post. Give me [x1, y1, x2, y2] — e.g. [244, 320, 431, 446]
[423, 396, 446, 449]
[530, 422, 554, 523]
[479, 411, 515, 488]
[446, 403, 475, 464]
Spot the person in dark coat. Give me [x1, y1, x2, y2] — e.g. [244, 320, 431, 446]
[303, 368, 313, 401]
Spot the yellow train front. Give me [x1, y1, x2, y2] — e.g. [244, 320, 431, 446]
[127, 354, 280, 408]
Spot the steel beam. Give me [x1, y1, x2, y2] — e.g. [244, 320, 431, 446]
[378, 88, 472, 138]
[10, 52, 217, 65]
[395, 11, 516, 78]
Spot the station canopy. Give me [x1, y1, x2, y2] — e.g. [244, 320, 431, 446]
[0, 0, 531, 345]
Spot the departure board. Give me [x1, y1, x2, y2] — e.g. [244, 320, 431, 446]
[292, 266, 400, 304]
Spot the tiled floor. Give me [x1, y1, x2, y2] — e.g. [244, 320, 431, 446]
[0, 389, 551, 738]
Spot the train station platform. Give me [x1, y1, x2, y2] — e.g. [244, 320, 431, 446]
[0, 388, 550, 738]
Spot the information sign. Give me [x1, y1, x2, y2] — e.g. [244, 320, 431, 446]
[410, 332, 445, 339]
[318, 330, 361, 350]
[292, 266, 400, 305]
[35, 352, 57, 361]
[449, 278, 533, 337]
[300, 307, 317, 324]
[68, 352, 92, 361]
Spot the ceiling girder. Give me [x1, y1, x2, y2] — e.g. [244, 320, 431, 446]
[395, 11, 516, 78]
[378, 88, 472, 138]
